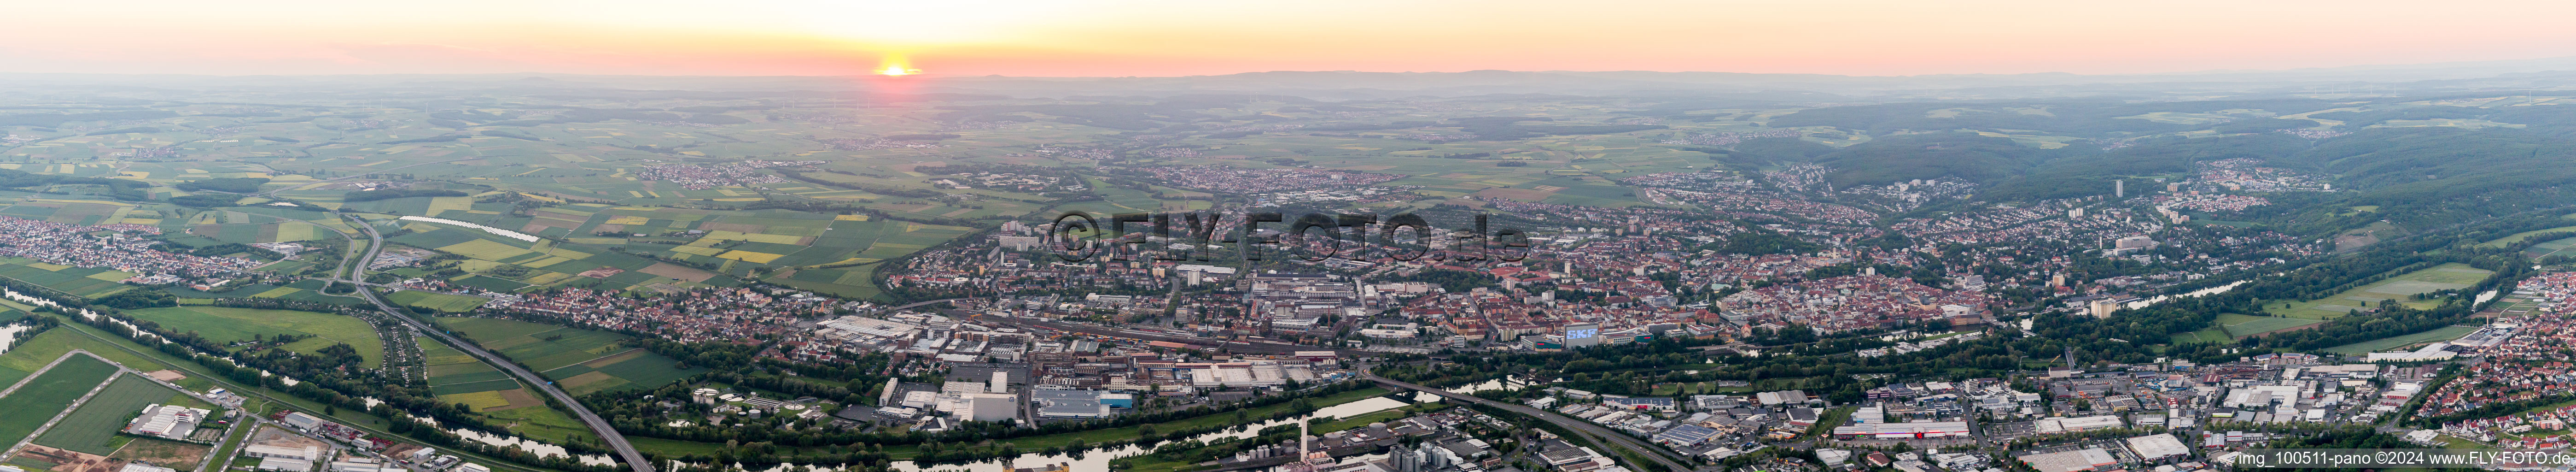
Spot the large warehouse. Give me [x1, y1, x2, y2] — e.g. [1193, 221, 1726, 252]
[1829, 421, 1972, 439]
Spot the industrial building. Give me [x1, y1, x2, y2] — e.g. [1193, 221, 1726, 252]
[2019, 448, 2118, 472]
[963, 393, 1017, 422]
[123, 404, 211, 440]
[1032, 389, 1135, 419]
[1827, 421, 1972, 439]
[2123, 433, 2191, 462]
[2032, 415, 2124, 434]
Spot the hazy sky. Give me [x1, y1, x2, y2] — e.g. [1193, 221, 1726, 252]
[11, 0, 2576, 77]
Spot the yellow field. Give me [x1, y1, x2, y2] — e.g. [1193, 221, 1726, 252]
[699, 230, 803, 244]
[715, 250, 783, 264]
[440, 239, 537, 260]
[523, 272, 575, 286]
[437, 391, 512, 411]
[668, 245, 725, 256]
[425, 196, 475, 213]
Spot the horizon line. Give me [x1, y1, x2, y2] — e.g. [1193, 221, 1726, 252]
[7, 53, 2576, 81]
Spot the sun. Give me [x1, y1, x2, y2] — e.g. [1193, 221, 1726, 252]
[877, 56, 920, 76]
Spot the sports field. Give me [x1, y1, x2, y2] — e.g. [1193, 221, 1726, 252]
[125, 306, 385, 365]
[2325, 325, 2483, 355]
[2263, 263, 2492, 319]
[435, 317, 703, 394]
[34, 374, 210, 454]
[0, 355, 119, 448]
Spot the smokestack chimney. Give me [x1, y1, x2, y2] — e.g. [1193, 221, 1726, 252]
[1301, 420, 1311, 463]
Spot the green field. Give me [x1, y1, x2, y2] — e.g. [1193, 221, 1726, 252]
[0, 355, 119, 448]
[2215, 313, 2324, 337]
[0, 328, 195, 389]
[35, 373, 212, 454]
[435, 317, 700, 393]
[2482, 225, 2576, 248]
[420, 337, 519, 395]
[2170, 328, 2233, 344]
[9, 311, 587, 472]
[478, 402, 596, 444]
[0, 259, 136, 299]
[1315, 403, 1451, 434]
[126, 306, 385, 366]
[437, 317, 628, 370]
[2525, 235, 2576, 259]
[376, 204, 980, 300]
[535, 348, 709, 395]
[2263, 263, 2493, 319]
[2326, 325, 2483, 355]
[386, 290, 492, 312]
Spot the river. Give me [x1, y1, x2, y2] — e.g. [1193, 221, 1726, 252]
[0, 324, 29, 355]
[1431, 376, 1543, 401]
[451, 428, 619, 466]
[883, 395, 1413, 472]
[2123, 280, 2247, 309]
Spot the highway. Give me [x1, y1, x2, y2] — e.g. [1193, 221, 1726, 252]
[1362, 371, 1701, 472]
[338, 213, 661, 472]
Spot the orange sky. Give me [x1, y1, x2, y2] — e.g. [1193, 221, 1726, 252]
[9, 0, 2576, 77]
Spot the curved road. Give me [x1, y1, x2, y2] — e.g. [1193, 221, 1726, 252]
[339, 213, 660, 472]
[1363, 372, 1699, 472]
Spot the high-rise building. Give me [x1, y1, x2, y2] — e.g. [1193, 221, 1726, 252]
[2088, 299, 2120, 318]
[2115, 180, 2125, 198]
[2114, 235, 2157, 254]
